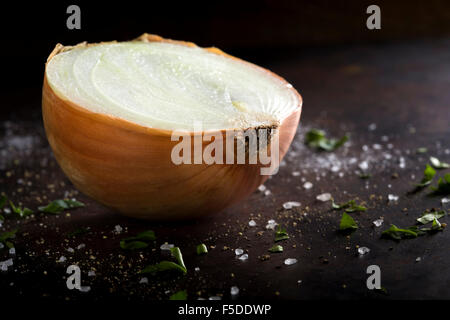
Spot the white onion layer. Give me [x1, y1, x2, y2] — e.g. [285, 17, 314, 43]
[46, 41, 299, 131]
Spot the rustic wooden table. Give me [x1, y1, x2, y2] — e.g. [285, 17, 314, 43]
[0, 38, 449, 301]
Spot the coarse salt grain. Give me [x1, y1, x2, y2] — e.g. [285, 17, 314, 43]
[238, 254, 248, 261]
[283, 201, 301, 209]
[248, 220, 256, 227]
[160, 243, 174, 250]
[358, 247, 370, 255]
[284, 258, 297, 265]
[303, 182, 313, 189]
[388, 194, 399, 202]
[230, 286, 240, 296]
[316, 193, 332, 202]
[373, 218, 384, 227]
[235, 248, 244, 256]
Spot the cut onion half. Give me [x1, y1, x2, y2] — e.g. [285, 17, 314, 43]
[42, 34, 302, 219]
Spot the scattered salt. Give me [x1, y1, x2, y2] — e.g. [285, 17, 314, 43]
[303, 182, 313, 189]
[292, 171, 300, 176]
[331, 165, 340, 172]
[114, 225, 123, 234]
[66, 247, 74, 253]
[368, 123, 377, 131]
[415, 257, 422, 263]
[79, 286, 91, 293]
[9, 248, 15, 255]
[195, 267, 200, 272]
[88, 270, 96, 277]
[258, 185, 266, 192]
[139, 277, 148, 284]
[264, 190, 272, 196]
[358, 161, 369, 171]
[388, 194, 399, 202]
[57, 256, 67, 263]
[0, 243, 3, 249]
[160, 243, 174, 250]
[284, 258, 297, 265]
[316, 193, 332, 202]
[76, 243, 85, 250]
[235, 248, 244, 256]
[358, 247, 370, 255]
[266, 219, 278, 229]
[238, 254, 248, 261]
[373, 218, 384, 227]
[442, 198, 450, 204]
[209, 296, 222, 300]
[248, 220, 256, 227]
[283, 201, 301, 209]
[230, 286, 240, 296]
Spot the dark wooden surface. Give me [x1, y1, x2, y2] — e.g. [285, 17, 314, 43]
[0, 38, 449, 301]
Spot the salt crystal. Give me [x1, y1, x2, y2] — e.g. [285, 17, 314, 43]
[349, 157, 357, 164]
[284, 258, 297, 265]
[9, 248, 15, 255]
[57, 256, 66, 263]
[292, 171, 300, 176]
[264, 190, 271, 196]
[0, 243, 3, 249]
[114, 225, 123, 234]
[77, 243, 85, 250]
[331, 165, 340, 172]
[339, 172, 344, 178]
[248, 220, 256, 227]
[195, 267, 200, 272]
[387, 143, 394, 149]
[381, 135, 389, 142]
[316, 193, 332, 202]
[362, 145, 369, 152]
[3, 208, 11, 214]
[209, 296, 222, 300]
[442, 198, 450, 204]
[88, 270, 96, 277]
[66, 247, 74, 253]
[79, 286, 91, 293]
[258, 185, 266, 192]
[238, 253, 248, 261]
[0, 258, 13, 271]
[266, 219, 278, 229]
[230, 286, 240, 296]
[384, 153, 392, 160]
[235, 248, 244, 256]
[373, 144, 382, 150]
[368, 123, 377, 131]
[358, 161, 369, 171]
[139, 277, 148, 284]
[297, 280, 302, 285]
[373, 218, 384, 227]
[303, 182, 313, 189]
[358, 247, 370, 255]
[283, 201, 301, 209]
[388, 194, 399, 202]
[415, 257, 422, 262]
[399, 157, 406, 168]
[160, 243, 174, 250]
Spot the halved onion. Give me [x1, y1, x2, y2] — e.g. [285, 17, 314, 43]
[42, 34, 302, 219]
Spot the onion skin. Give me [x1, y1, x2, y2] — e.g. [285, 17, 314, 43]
[42, 34, 302, 220]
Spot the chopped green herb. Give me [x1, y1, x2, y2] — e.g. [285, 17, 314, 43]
[66, 227, 90, 237]
[332, 199, 367, 212]
[120, 230, 156, 250]
[417, 210, 445, 225]
[339, 212, 358, 231]
[169, 290, 187, 300]
[141, 247, 187, 275]
[381, 224, 418, 240]
[9, 201, 33, 218]
[38, 199, 85, 214]
[0, 214, 4, 222]
[305, 129, 348, 151]
[268, 244, 283, 253]
[275, 225, 289, 242]
[416, 164, 436, 188]
[430, 156, 450, 169]
[0, 195, 6, 208]
[416, 147, 428, 154]
[196, 243, 208, 255]
[0, 229, 18, 248]
[140, 261, 187, 275]
[358, 173, 371, 179]
[431, 173, 450, 195]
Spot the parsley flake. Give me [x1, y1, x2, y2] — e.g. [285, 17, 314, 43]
[305, 129, 348, 151]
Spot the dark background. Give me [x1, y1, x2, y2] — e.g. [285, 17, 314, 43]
[1, 0, 450, 302]
[1, 0, 450, 97]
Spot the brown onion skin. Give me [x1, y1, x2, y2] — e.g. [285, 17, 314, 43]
[42, 34, 302, 220]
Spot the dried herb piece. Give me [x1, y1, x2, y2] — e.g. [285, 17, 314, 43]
[0, 195, 7, 208]
[275, 225, 289, 242]
[305, 129, 348, 151]
[417, 210, 445, 225]
[415, 164, 436, 188]
[332, 199, 367, 212]
[268, 244, 283, 253]
[120, 230, 156, 250]
[431, 173, 450, 195]
[38, 199, 84, 214]
[382, 224, 418, 240]
[196, 243, 208, 255]
[9, 201, 33, 218]
[140, 246, 187, 275]
[0, 229, 18, 248]
[169, 290, 187, 300]
[339, 212, 358, 231]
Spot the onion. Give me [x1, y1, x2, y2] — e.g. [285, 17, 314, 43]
[42, 34, 302, 220]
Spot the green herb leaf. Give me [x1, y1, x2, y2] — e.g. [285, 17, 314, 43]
[305, 129, 348, 151]
[0, 229, 18, 244]
[416, 164, 436, 188]
[268, 244, 283, 253]
[381, 224, 418, 240]
[120, 230, 156, 250]
[38, 199, 85, 214]
[274, 225, 289, 242]
[140, 261, 187, 275]
[169, 290, 187, 300]
[332, 199, 367, 212]
[170, 247, 187, 272]
[358, 173, 371, 179]
[416, 147, 427, 154]
[196, 243, 208, 255]
[9, 201, 33, 218]
[339, 212, 358, 231]
[417, 210, 445, 225]
[0, 195, 7, 208]
[0, 214, 4, 222]
[431, 173, 450, 195]
[430, 156, 450, 169]
[66, 227, 90, 238]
